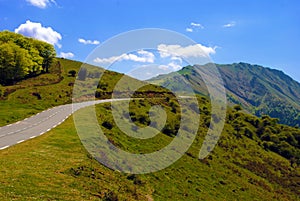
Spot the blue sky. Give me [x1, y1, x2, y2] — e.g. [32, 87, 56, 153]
[0, 0, 299, 81]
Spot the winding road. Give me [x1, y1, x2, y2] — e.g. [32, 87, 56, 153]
[0, 99, 119, 150]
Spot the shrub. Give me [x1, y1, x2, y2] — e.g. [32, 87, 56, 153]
[162, 123, 180, 137]
[32, 92, 42, 100]
[233, 104, 242, 111]
[102, 121, 113, 130]
[138, 115, 150, 125]
[244, 127, 254, 139]
[68, 70, 76, 77]
[127, 174, 143, 185]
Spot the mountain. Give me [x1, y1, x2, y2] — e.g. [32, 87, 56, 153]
[149, 62, 300, 127]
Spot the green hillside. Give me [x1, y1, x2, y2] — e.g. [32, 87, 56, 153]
[0, 55, 299, 200]
[150, 63, 300, 127]
[0, 95, 299, 200]
[0, 58, 79, 126]
[0, 57, 167, 126]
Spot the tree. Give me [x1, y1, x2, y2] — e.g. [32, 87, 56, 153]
[0, 42, 32, 84]
[0, 31, 56, 84]
[68, 70, 77, 77]
[33, 40, 56, 73]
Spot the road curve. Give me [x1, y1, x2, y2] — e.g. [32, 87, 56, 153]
[0, 99, 124, 150]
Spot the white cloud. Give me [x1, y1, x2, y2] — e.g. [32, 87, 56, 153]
[78, 38, 100, 45]
[191, 22, 204, 29]
[168, 62, 182, 71]
[121, 52, 154, 63]
[186, 22, 204, 32]
[15, 20, 62, 47]
[59, 52, 74, 59]
[137, 50, 155, 62]
[186, 28, 193, 32]
[223, 21, 236, 28]
[157, 44, 216, 59]
[26, 0, 56, 9]
[94, 50, 155, 64]
[94, 55, 121, 64]
[158, 62, 181, 71]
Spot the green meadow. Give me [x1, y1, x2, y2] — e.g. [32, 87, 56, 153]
[0, 58, 299, 200]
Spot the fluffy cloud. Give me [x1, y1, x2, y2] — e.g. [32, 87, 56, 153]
[94, 50, 155, 64]
[127, 62, 183, 80]
[158, 56, 182, 71]
[78, 38, 100, 45]
[94, 55, 121, 64]
[26, 0, 56, 9]
[15, 20, 62, 47]
[223, 21, 236, 28]
[59, 52, 74, 59]
[158, 62, 181, 72]
[157, 44, 216, 59]
[167, 62, 182, 71]
[137, 50, 155, 62]
[186, 28, 193, 32]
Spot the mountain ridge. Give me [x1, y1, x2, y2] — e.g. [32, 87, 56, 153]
[149, 62, 300, 127]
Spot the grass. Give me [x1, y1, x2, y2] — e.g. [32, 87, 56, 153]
[0, 58, 299, 200]
[0, 96, 299, 200]
[0, 116, 152, 200]
[0, 58, 79, 126]
[0, 58, 171, 126]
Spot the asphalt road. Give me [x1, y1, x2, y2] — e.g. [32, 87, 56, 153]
[0, 99, 120, 150]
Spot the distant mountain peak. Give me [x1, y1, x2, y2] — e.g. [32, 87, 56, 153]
[151, 62, 300, 127]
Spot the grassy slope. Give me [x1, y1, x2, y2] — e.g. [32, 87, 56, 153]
[0, 97, 299, 200]
[0, 58, 299, 200]
[0, 58, 80, 126]
[0, 58, 168, 126]
[0, 116, 152, 201]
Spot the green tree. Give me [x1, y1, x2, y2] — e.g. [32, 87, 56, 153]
[0, 31, 56, 84]
[33, 40, 56, 73]
[0, 42, 32, 84]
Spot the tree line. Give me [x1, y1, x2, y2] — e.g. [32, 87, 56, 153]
[0, 31, 56, 85]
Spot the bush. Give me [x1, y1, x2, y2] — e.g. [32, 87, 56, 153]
[233, 105, 242, 111]
[162, 123, 180, 137]
[127, 174, 143, 185]
[138, 115, 150, 125]
[32, 92, 42, 100]
[68, 70, 76, 77]
[244, 127, 254, 139]
[102, 121, 113, 130]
